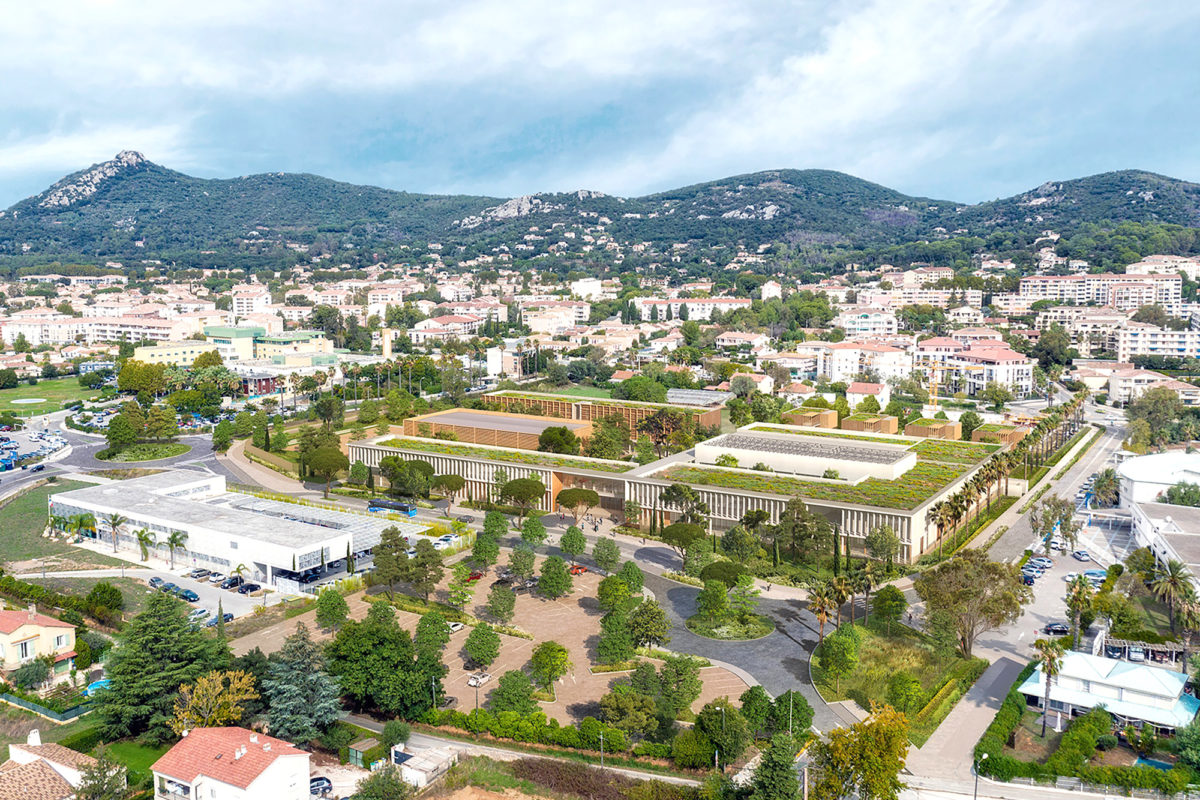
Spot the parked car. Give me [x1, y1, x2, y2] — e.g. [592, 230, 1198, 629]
[456, 515, 473, 523]
[1044, 623, 1070, 636]
[30, 464, 44, 472]
[188, 608, 210, 620]
[467, 671, 492, 688]
[237, 583, 261, 595]
[148, 577, 165, 589]
[448, 622, 465, 633]
[438, 534, 457, 542]
[1084, 569, 1107, 579]
[1063, 572, 1080, 582]
[207, 572, 225, 584]
[310, 777, 333, 796]
[178, 589, 200, 603]
[188, 568, 211, 579]
[1029, 557, 1053, 568]
[568, 564, 588, 575]
[1021, 574, 1035, 586]
[205, 612, 234, 627]
[467, 571, 483, 582]
[1105, 645, 1124, 659]
[432, 541, 449, 550]
[220, 576, 244, 590]
[160, 582, 179, 594]
[327, 559, 344, 571]
[1129, 645, 1146, 662]
[1072, 550, 1091, 562]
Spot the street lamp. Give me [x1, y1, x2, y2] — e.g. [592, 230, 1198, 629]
[973, 752, 988, 800]
[599, 731, 604, 768]
[430, 675, 436, 709]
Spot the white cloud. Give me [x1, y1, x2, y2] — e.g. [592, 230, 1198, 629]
[0, 123, 192, 176]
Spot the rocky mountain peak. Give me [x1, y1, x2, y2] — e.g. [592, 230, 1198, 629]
[37, 150, 148, 209]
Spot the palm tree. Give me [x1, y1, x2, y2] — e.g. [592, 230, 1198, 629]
[1065, 574, 1093, 650]
[104, 513, 127, 553]
[1150, 559, 1192, 632]
[47, 514, 68, 535]
[1177, 588, 1200, 673]
[232, 563, 249, 581]
[807, 583, 835, 643]
[165, 531, 188, 570]
[70, 513, 96, 540]
[830, 576, 852, 628]
[861, 562, 880, 625]
[1090, 468, 1118, 508]
[135, 528, 156, 562]
[1034, 637, 1065, 737]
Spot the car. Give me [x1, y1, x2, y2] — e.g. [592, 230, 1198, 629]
[178, 589, 200, 603]
[83, 679, 111, 697]
[1084, 569, 1107, 579]
[148, 577, 165, 588]
[467, 671, 492, 688]
[188, 608, 210, 620]
[188, 568, 211, 579]
[456, 515, 473, 523]
[1072, 550, 1091, 562]
[310, 777, 333, 796]
[207, 572, 225, 584]
[299, 572, 322, 584]
[160, 582, 179, 594]
[237, 583, 261, 595]
[1063, 572, 1080, 582]
[1128, 645, 1146, 662]
[1021, 574, 1035, 586]
[524, 578, 538, 588]
[1029, 557, 1053, 568]
[467, 571, 483, 582]
[205, 612, 234, 627]
[1105, 645, 1124, 659]
[220, 576, 244, 590]
[568, 564, 588, 575]
[432, 541, 449, 550]
[491, 576, 513, 587]
[327, 559, 344, 571]
[30, 464, 44, 472]
[448, 622, 465, 633]
[1044, 623, 1070, 636]
[405, 548, 417, 557]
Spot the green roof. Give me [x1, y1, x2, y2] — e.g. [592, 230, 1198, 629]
[259, 330, 325, 343]
[375, 437, 636, 474]
[204, 325, 263, 339]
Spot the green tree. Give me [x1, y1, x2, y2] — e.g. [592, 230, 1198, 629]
[485, 583, 516, 623]
[886, 672, 925, 714]
[750, 734, 800, 800]
[309, 444, 349, 498]
[530, 640, 572, 689]
[500, 478, 546, 523]
[769, 690, 814, 737]
[559, 525, 587, 564]
[263, 623, 342, 743]
[464, 623, 502, 668]
[597, 609, 636, 664]
[508, 544, 536, 580]
[600, 690, 658, 738]
[93, 592, 226, 744]
[471, 529, 500, 569]
[371, 526, 408, 598]
[864, 524, 900, 568]
[980, 381, 1014, 412]
[1128, 386, 1183, 438]
[739, 685, 772, 736]
[721, 525, 760, 562]
[211, 420, 233, 452]
[381, 720, 411, 750]
[597, 576, 632, 612]
[698, 580, 729, 619]
[357, 398, 380, 425]
[958, 410, 984, 440]
[520, 516, 547, 548]
[104, 414, 139, 452]
[809, 705, 909, 800]
[913, 549, 1031, 657]
[728, 574, 761, 621]
[354, 765, 412, 800]
[618, 561, 644, 595]
[406, 540, 444, 602]
[822, 627, 860, 692]
[447, 563, 476, 610]
[697, 697, 750, 766]
[76, 747, 129, 800]
[661, 522, 705, 559]
[1033, 637, 1065, 737]
[556, 488, 599, 523]
[871, 585, 908, 634]
[491, 670, 537, 714]
[592, 537, 621, 573]
[538, 556, 573, 599]
[538, 426, 580, 455]
[628, 600, 671, 648]
[316, 588, 350, 631]
[658, 654, 703, 717]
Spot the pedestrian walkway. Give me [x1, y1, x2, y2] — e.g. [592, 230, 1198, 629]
[218, 439, 323, 497]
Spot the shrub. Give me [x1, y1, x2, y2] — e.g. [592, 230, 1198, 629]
[671, 728, 714, 768]
[1096, 734, 1118, 751]
[59, 726, 104, 754]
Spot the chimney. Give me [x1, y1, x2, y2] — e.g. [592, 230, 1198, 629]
[234, 747, 243, 760]
[249, 734, 258, 743]
[26, 729, 41, 746]
[263, 743, 271, 752]
[181, 730, 189, 737]
[27, 604, 36, 620]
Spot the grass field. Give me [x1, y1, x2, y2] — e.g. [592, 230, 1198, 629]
[106, 739, 170, 785]
[0, 377, 99, 414]
[97, 442, 191, 463]
[0, 479, 125, 570]
[0, 704, 96, 760]
[551, 386, 613, 399]
[25, 576, 155, 616]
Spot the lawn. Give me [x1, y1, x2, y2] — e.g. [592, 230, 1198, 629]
[0, 377, 99, 414]
[685, 612, 774, 640]
[377, 437, 636, 473]
[0, 704, 96, 759]
[550, 386, 613, 399]
[106, 739, 170, 785]
[0, 479, 125, 570]
[97, 442, 191, 462]
[24, 576, 155, 616]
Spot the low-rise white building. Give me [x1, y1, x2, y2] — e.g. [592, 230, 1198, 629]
[152, 727, 310, 800]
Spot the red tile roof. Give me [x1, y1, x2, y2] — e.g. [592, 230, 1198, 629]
[152, 727, 306, 790]
[0, 610, 73, 635]
[846, 382, 882, 394]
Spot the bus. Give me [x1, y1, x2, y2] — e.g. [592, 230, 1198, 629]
[368, 498, 418, 518]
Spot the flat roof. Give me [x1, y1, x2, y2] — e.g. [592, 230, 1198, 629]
[203, 326, 263, 338]
[666, 388, 734, 407]
[50, 471, 427, 553]
[709, 431, 912, 465]
[418, 409, 589, 435]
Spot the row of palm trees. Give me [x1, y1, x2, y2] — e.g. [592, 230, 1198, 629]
[925, 391, 1088, 555]
[48, 512, 188, 568]
[805, 561, 884, 642]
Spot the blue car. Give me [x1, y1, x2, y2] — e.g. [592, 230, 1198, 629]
[204, 612, 234, 628]
[83, 679, 111, 697]
[1084, 569, 1107, 579]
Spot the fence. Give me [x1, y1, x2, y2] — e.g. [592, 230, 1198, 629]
[1003, 776, 1200, 800]
[0, 693, 91, 722]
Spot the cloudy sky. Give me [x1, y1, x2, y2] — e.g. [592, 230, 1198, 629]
[2, 0, 1198, 207]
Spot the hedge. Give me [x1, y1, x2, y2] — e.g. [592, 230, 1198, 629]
[0, 574, 121, 628]
[60, 726, 104, 753]
[425, 708, 629, 755]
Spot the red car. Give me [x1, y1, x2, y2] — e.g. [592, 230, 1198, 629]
[467, 571, 484, 582]
[568, 564, 588, 575]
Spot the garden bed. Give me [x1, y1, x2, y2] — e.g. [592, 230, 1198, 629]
[97, 442, 190, 462]
[684, 612, 774, 640]
[376, 438, 635, 473]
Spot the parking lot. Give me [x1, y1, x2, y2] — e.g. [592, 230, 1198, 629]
[0, 427, 67, 477]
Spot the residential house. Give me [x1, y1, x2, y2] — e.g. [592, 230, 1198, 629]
[152, 727, 310, 800]
[0, 606, 75, 680]
[0, 730, 100, 800]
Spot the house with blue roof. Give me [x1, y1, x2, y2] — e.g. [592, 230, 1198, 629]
[1019, 651, 1199, 734]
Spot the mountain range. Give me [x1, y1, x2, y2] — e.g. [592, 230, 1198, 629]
[2, 151, 1199, 262]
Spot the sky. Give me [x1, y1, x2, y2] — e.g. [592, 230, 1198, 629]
[2, 0, 1199, 208]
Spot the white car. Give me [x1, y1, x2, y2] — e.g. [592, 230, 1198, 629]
[188, 608, 210, 621]
[467, 671, 492, 687]
[448, 622, 465, 633]
[432, 541, 449, 551]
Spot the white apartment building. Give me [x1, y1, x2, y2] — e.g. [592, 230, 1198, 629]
[570, 277, 604, 300]
[437, 281, 475, 302]
[632, 297, 752, 321]
[857, 288, 984, 309]
[957, 345, 1036, 397]
[1018, 273, 1182, 309]
[1116, 322, 1200, 362]
[520, 300, 590, 324]
[761, 280, 783, 301]
[231, 287, 271, 316]
[411, 314, 483, 344]
[1106, 369, 1200, 406]
[1126, 255, 1200, 281]
[833, 308, 899, 337]
[437, 298, 507, 322]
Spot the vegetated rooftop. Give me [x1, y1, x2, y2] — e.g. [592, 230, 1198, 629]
[664, 432, 997, 509]
[374, 437, 636, 473]
[710, 432, 911, 465]
[490, 390, 706, 413]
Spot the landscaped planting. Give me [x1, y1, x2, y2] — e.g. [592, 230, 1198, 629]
[662, 460, 970, 510]
[377, 438, 635, 473]
[749, 426, 912, 446]
[910, 439, 998, 464]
